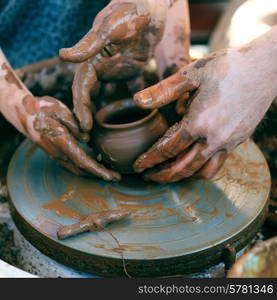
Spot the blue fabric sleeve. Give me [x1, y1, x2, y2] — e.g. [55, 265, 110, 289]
[0, 0, 109, 68]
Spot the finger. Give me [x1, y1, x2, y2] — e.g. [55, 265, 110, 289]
[72, 61, 98, 132]
[194, 150, 228, 179]
[38, 137, 84, 176]
[143, 143, 211, 183]
[60, 117, 90, 144]
[96, 2, 150, 43]
[61, 117, 90, 144]
[38, 134, 86, 176]
[59, 30, 106, 63]
[59, 2, 147, 63]
[43, 118, 121, 181]
[59, 134, 121, 181]
[134, 122, 195, 173]
[133, 69, 199, 109]
[39, 96, 90, 143]
[175, 92, 190, 115]
[56, 159, 85, 176]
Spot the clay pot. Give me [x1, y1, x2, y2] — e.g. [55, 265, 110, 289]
[92, 98, 168, 174]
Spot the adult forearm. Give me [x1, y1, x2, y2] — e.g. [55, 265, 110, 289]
[154, 0, 190, 78]
[245, 25, 277, 69]
[235, 25, 277, 107]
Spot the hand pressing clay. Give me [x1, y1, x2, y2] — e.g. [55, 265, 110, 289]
[133, 26, 277, 183]
[92, 98, 168, 173]
[0, 50, 120, 181]
[59, 0, 190, 133]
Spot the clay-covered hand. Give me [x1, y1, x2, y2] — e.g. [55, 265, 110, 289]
[22, 95, 121, 181]
[59, 0, 168, 132]
[133, 29, 277, 183]
[0, 50, 120, 181]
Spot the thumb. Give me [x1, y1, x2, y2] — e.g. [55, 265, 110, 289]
[59, 2, 147, 63]
[133, 68, 199, 109]
[59, 31, 106, 63]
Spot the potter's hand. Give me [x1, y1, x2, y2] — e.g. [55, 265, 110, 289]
[59, 0, 169, 132]
[133, 27, 277, 183]
[0, 49, 120, 181]
[25, 96, 120, 180]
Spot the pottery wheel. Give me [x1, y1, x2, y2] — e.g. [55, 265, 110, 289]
[7, 139, 270, 277]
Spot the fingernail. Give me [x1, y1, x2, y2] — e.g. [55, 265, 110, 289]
[59, 47, 83, 62]
[134, 91, 152, 108]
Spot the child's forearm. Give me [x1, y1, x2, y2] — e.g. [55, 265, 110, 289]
[0, 49, 34, 137]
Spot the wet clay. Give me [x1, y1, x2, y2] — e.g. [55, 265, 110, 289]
[22, 95, 40, 115]
[57, 208, 131, 239]
[134, 70, 199, 110]
[0, 55, 121, 182]
[134, 122, 194, 174]
[133, 28, 277, 183]
[1, 63, 23, 90]
[59, 0, 170, 133]
[48, 170, 224, 226]
[43, 199, 83, 220]
[91, 242, 163, 254]
[92, 98, 168, 173]
[22, 95, 121, 182]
